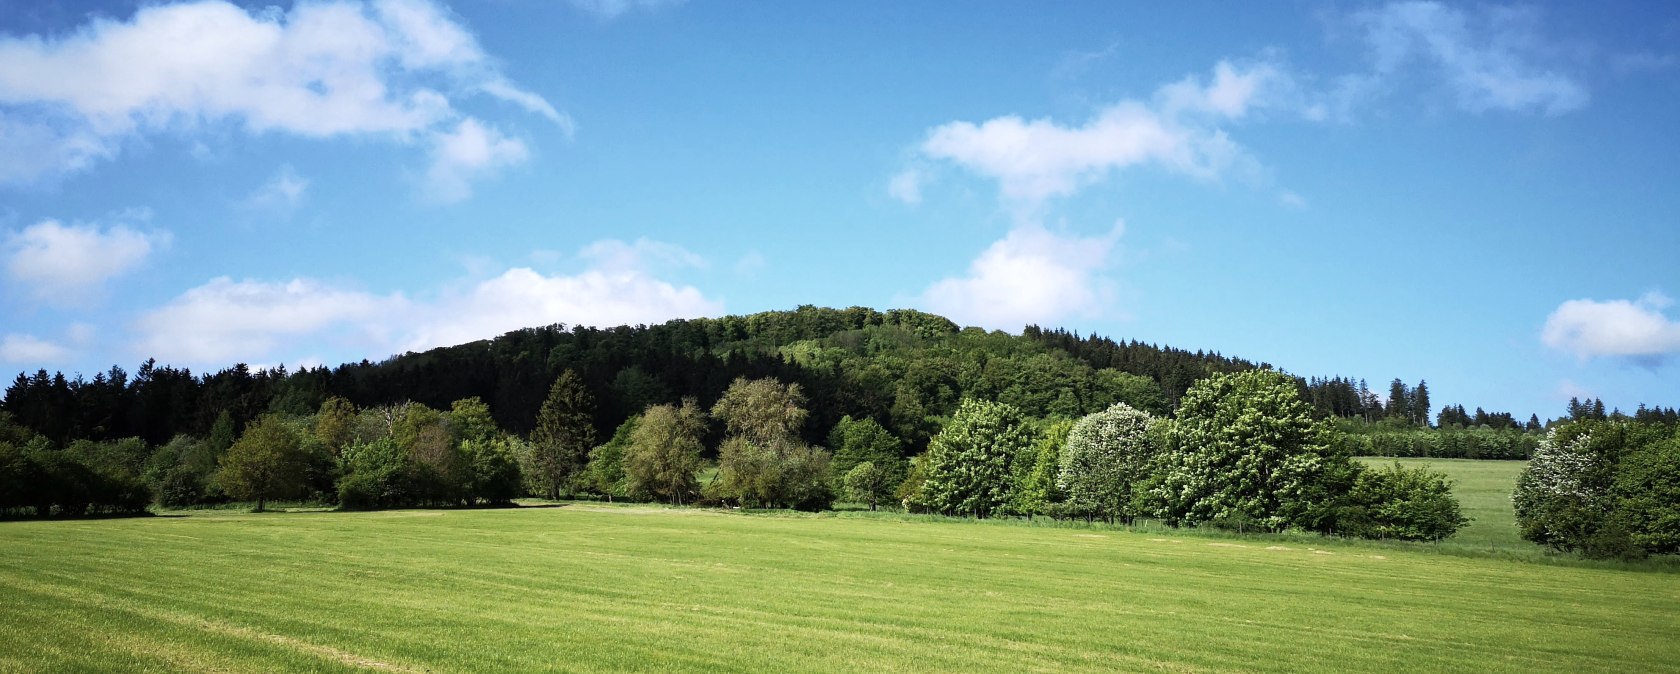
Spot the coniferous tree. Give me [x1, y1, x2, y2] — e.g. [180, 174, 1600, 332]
[528, 370, 596, 499]
[1412, 380, 1431, 427]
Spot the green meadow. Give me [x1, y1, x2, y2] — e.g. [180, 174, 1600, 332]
[4, 490, 1678, 673]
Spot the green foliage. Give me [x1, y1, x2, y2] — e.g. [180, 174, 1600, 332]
[449, 397, 501, 445]
[1006, 419, 1071, 518]
[711, 436, 835, 511]
[143, 435, 221, 507]
[529, 370, 597, 499]
[1611, 437, 1680, 555]
[313, 397, 358, 454]
[711, 377, 808, 444]
[1336, 462, 1468, 540]
[1338, 418, 1538, 460]
[895, 453, 929, 512]
[207, 410, 236, 456]
[1516, 420, 1680, 558]
[1059, 403, 1156, 523]
[1151, 369, 1345, 532]
[842, 461, 892, 510]
[623, 400, 705, 505]
[828, 415, 904, 484]
[216, 415, 308, 512]
[462, 436, 524, 505]
[920, 398, 1033, 518]
[1092, 370, 1169, 416]
[581, 416, 638, 500]
[709, 378, 833, 510]
[337, 437, 410, 510]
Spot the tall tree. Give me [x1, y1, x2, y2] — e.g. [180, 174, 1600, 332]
[919, 398, 1033, 518]
[529, 370, 597, 499]
[1412, 380, 1431, 427]
[216, 415, 308, 512]
[1385, 379, 1411, 421]
[624, 399, 705, 505]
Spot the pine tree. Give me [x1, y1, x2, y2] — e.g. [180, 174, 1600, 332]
[1412, 380, 1431, 427]
[1386, 379, 1410, 420]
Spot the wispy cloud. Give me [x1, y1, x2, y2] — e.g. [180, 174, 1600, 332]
[242, 165, 310, 214]
[567, 0, 684, 21]
[1347, 2, 1588, 115]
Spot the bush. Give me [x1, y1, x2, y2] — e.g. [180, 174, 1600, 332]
[1336, 463, 1468, 541]
[1151, 370, 1347, 532]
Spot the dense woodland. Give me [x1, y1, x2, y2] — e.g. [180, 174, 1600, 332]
[2, 306, 1676, 557]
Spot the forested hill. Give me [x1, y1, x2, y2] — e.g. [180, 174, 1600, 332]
[4, 306, 1270, 451]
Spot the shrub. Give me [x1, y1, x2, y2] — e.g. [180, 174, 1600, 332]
[1337, 462, 1468, 541]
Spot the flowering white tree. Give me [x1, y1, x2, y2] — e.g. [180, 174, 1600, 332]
[1059, 403, 1156, 523]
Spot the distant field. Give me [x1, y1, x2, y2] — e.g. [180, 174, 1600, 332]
[1356, 457, 1528, 550]
[4, 502, 1677, 673]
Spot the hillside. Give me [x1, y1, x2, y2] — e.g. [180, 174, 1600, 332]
[4, 306, 1264, 453]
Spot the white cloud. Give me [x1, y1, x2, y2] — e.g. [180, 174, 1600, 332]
[1279, 190, 1307, 209]
[1541, 292, 1680, 361]
[579, 237, 707, 272]
[917, 222, 1124, 332]
[1351, 2, 1587, 115]
[243, 164, 310, 213]
[567, 0, 684, 20]
[131, 238, 722, 366]
[733, 251, 766, 276]
[887, 169, 923, 205]
[0, 334, 72, 363]
[424, 118, 529, 202]
[5, 219, 168, 302]
[0, 0, 560, 187]
[910, 60, 1279, 207]
[401, 265, 720, 352]
[133, 277, 404, 365]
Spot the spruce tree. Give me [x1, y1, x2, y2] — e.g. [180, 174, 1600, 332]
[529, 370, 596, 499]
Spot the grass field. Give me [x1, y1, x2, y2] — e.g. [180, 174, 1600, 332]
[1355, 457, 1528, 550]
[4, 499, 1678, 673]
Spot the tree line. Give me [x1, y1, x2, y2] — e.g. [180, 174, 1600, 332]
[2, 306, 1675, 557]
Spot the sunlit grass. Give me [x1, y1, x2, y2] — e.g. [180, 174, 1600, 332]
[3, 499, 1676, 673]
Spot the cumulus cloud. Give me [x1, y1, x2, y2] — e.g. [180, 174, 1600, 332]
[131, 238, 722, 366]
[906, 60, 1282, 207]
[0, 0, 563, 187]
[0, 334, 72, 363]
[917, 222, 1124, 332]
[1350, 2, 1587, 115]
[1541, 292, 1680, 362]
[5, 218, 168, 302]
[401, 265, 720, 352]
[133, 277, 400, 364]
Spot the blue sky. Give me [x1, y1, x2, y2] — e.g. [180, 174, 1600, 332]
[2, 0, 1677, 421]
